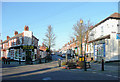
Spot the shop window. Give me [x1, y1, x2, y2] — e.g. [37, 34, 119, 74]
[22, 57, 25, 60]
[15, 49, 19, 59]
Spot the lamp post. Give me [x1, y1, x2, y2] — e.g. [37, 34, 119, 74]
[80, 19, 83, 57]
[80, 19, 87, 71]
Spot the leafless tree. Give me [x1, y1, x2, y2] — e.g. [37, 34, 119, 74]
[43, 25, 56, 55]
[73, 19, 92, 56]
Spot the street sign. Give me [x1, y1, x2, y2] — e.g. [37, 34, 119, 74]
[116, 34, 120, 39]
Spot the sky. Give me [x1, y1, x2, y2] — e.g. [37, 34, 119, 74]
[2, 2, 118, 50]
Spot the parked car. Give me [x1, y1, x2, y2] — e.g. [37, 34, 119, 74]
[61, 54, 66, 58]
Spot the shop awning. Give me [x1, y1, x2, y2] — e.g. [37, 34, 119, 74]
[88, 34, 110, 43]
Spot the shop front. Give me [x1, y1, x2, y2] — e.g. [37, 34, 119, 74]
[9, 45, 37, 62]
[93, 40, 106, 62]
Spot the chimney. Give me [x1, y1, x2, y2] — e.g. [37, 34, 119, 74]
[70, 40, 71, 43]
[0, 40, 2, 42]
[73, 38, 75, 42]
[7, 36, 10, 40]
[14, 31, 18, 36]
[24, 25, 29, 31]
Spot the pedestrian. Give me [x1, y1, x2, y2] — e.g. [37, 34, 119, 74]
[5, 58, 8, 64]
[2, 57, 6, 64]
[39, 58, 41, 64]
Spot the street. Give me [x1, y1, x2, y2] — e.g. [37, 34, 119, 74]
[1, 55, 120, 80]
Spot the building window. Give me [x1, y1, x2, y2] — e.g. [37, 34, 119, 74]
[15, 49, 19, 59]
[118, 24, 120, 33]
[19, 37, 22, 45]
[101, 26, 103, 36]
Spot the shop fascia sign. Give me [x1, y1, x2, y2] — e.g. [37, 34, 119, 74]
[23, 45, 34, 49]
[93, 40, 105, 45]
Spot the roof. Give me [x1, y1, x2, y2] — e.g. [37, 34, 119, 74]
[109, 12, 120, 18]
[89, 12, 120, 30]
[39, 46, 46, 51]
[32, 35, 39, 41]
[0, 33, 23, 44]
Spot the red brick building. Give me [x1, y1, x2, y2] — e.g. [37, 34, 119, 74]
[0, 26, 39, 61]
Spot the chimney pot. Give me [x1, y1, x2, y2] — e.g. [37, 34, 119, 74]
[7, 36, 10, 40]
[24, 25, 29, 31]
[14, 31, 18, 35]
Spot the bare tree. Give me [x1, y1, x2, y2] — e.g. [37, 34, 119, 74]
[43, 25, 56, 55]
[73, 19, 92, 56]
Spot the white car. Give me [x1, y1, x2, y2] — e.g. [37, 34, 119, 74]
[61, 54, 66, 58]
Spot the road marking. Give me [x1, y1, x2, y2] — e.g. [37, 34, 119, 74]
[42, 77, 52, 80]
[113, 76, 118, 78]
[106, 74, 112, 77]
[92, 72, 96, 73]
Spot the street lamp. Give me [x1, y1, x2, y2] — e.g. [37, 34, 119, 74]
[80, 19, 83, 57]
[80, 19, 87, 71]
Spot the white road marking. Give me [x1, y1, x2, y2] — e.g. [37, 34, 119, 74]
[113, 76, 118, 78]
[106, 74, 112, 76]
[42, 77, 52, 80]
[92, 72, 96, 73]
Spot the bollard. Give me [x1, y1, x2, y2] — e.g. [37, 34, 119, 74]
[84, 56, 87, 71]
[19, 58, 21, 64]
[39, 58, 41, 64]
[101, 59, 104, 71]
[58, 59, 61, 67]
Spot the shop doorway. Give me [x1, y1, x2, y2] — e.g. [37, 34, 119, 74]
[26, 50, 32, 64]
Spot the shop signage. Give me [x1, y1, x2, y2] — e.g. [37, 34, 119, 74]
[23, 45, 34, 49]
[116, 34, 120, 39]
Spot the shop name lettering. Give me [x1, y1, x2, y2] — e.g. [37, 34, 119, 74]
[23, 46, 34, 49]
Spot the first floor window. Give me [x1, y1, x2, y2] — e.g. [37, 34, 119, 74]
[15, 49, 19, 59]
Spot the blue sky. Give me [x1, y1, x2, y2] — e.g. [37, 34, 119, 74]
[2, 2, 118, 50]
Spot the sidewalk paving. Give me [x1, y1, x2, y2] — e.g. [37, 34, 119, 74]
[1, 59, 52, 68]
[60, 61, 119, 74]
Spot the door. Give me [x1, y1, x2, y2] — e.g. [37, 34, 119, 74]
[26, 50, 32, 63]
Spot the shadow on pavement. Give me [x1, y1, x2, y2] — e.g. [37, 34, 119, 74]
[2, 67, 119, 80]
[2, 66, 58, 78]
